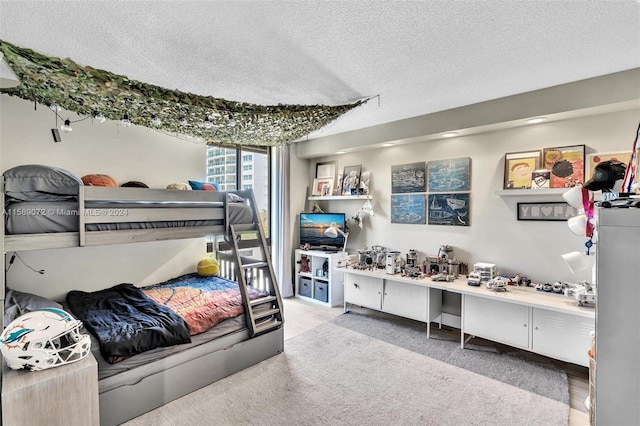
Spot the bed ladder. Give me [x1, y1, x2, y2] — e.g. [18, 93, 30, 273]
[229, 220, 284, 338]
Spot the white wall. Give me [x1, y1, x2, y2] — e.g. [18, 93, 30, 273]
[293, 108, 640, 285]
[1, 95, 209, 300]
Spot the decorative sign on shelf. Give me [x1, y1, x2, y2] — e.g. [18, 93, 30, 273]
[517, 202, 578, 221]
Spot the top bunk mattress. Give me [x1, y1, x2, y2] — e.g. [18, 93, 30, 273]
[4, 199, 253, 234]
[5, 200, 79, 234]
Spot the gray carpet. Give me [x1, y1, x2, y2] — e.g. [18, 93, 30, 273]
[330, 310, 570, 405]
[123, 317, 569, 426]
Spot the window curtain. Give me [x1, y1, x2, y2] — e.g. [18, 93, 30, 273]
[271, 144, 293, 297]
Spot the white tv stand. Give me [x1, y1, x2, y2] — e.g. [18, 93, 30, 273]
[294, 249, 345, 307]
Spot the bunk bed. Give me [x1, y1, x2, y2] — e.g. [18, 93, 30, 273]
[2, 165, 284, 426]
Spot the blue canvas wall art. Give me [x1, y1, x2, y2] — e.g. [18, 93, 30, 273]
[391, 194, 426, 224]
[427, 157, 471, 192]
[391, 162, 426, 193]
[428, 193, 470, 226]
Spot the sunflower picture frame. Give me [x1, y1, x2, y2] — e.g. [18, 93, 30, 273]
[542, 145, 585, 188]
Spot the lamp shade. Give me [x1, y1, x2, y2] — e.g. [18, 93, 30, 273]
[567, 214, 587, 236]
[324, 222, 349, 260]
[562, 186, 587, 210]
[561, 251, 595, 274]
[324, 224, 340, 238]
[324, 222, 345, 238]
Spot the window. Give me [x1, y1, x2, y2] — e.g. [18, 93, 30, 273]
[206, 144, 270, 238]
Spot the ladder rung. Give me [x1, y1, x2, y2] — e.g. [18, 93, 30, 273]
[241, 261, 268, 269]
[250, 295, 276, 306]
[238, 239, 261, 248]
[230, 223, 260, 233]
[253, 307, 280, 320]
[254, 318, 282, 334]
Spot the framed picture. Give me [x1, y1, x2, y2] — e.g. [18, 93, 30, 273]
[391, 194, 426, 224]
[312, 178, 334, 196]
[517, 202, 578, 221]
[503, 150, 542, 189]
[427, 193, 470, 226]
[542, 145, 585, 188]
[360, 170, 371, 195]
[531, 169, 551, 189]
[391, 162, 426, 193]
[428, 157, 471, 192]
[342, 165, 361, 195]
[333, 173, 343, 196]
[585, 151, 631, 181]
[316, 161, 337, 180]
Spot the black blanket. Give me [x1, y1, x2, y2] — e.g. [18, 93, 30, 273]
[67, 283, 191, 363]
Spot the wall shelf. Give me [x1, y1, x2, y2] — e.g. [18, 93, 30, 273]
[494, 188, 568, 197]
[308, 195, 372, 201]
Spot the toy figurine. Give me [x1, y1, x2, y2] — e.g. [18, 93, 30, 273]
[299, 255, 310, 273]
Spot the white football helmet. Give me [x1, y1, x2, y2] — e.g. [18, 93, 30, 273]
[0, 307, 91, 371]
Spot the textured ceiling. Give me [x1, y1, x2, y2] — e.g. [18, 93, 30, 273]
[1, 0, 639, 142]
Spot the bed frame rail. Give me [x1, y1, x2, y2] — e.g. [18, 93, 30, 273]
[4, 187, 260, 251]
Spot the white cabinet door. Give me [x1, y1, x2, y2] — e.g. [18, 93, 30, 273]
[532, 308, 594, 367]
[344, 274, 383, 310]
[382, 280, 427, 322]
[463, 296, 529, 349]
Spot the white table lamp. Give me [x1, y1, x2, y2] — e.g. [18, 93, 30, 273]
[324, 222, 349, 264]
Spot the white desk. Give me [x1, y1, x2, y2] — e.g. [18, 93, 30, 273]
[344, 268, 595, 366]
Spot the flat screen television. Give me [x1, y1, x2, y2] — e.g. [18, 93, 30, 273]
[299, 213, 346, 250]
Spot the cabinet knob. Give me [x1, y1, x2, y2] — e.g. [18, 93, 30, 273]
[353, 283, 359, 289]
[524, 324, 527, 327]
[535, 326, 539, 330]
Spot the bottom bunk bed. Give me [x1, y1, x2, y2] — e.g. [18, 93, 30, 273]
[97, 318, 282, 426]
[2, 271, 284, 426]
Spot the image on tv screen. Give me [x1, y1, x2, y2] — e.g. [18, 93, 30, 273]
[299, 213, 346, 248]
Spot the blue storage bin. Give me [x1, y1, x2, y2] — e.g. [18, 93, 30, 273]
[314, 280, 329, 303]
[298, 277, 312, 298]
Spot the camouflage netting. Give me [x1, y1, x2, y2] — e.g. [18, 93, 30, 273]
[0, 39, 364, 146]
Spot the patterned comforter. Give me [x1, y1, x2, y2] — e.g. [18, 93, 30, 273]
[67, 273, 268, 363]
[142, 273, 268, 336]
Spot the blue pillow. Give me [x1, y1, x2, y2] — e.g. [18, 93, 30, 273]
[188, 180, 219, 191]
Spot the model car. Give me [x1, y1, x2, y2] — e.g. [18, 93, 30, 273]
[467, 271, 482, 286]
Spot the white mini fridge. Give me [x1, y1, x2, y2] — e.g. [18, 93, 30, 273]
[594, 207, 640, 425]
